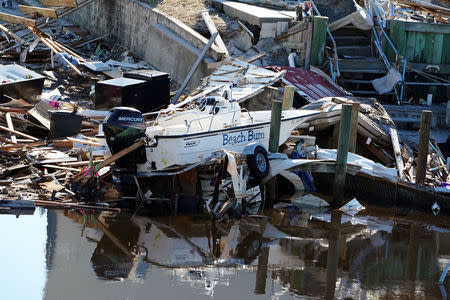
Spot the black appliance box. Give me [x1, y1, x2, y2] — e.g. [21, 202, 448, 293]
[95, 71, 169, 113]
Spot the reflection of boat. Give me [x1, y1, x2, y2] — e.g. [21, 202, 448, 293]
[41, 205, 450, 299]
[103, 88, 319, 174]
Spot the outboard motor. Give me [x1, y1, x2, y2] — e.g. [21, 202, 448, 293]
[103, 107, 147, 172]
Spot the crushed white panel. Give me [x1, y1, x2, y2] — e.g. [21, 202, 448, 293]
[189, 57, 285, 103]
[316, 149, 398, 182]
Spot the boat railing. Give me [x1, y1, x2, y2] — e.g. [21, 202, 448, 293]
[185, 108, 246, 134]
[241, 108, 254, 123]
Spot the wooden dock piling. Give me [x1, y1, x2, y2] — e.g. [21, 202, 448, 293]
[268, 100, 282, 153]
[416, 110, 432, 185]
[332, 104, 353, 206]
[265, 100, 282, 208]
[282, 86, 295, 110]
[348, 102, 359, 153]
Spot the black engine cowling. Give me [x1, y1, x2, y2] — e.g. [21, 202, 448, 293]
[103, 107, 147, 171]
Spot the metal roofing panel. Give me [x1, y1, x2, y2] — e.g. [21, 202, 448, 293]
[268, 66, 348, 102]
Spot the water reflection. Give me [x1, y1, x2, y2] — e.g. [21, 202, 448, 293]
[3, 203, 450, 299]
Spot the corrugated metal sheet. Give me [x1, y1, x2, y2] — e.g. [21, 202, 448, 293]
[268, 66, 349, 102]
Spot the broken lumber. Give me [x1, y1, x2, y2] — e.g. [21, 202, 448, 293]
[201, 11, 229, 56]
[5, 113, 16, 144]
[0, 12, 36, 26]
[98, 138, 145, 170]
[42, 164, 80, 172]
[0, 124, 39, 141]
[67, 137, 100, 146]
[389, 127, 406, 181]
[171, 31, 218, 104]
[245, 52, 266, 63]
[0, 24, 25, 44]
[19, 5, 58, 18]
[72, 138, 145, 183]
[416, 110, 432, 185]
[41, 0, 77, 7]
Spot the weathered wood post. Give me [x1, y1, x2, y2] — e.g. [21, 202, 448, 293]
[282, 86, 295, 110]
[332, 104, 353, 206]
[416, 110, 432, 185]
[348, 102, 359, 153]
[254, 247, 270, 294]
[264, 100, 282, 208]
[268, 100, 282, 153]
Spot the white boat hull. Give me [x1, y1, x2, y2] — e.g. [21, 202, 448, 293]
[137, 110, 317, 173]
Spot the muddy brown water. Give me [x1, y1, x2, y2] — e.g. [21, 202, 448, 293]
[2, 203, 450, 300]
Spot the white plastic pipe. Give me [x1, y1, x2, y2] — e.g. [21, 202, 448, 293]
[288, 52, 297, 68]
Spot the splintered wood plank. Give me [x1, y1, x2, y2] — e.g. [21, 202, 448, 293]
[0, 24, 25, 43]
[5, 113, 17, 144]
[0, 12, 35, 25]
[19, 5, 58, 18]
[405, 31, 416, 61]
[41, 0, 77, 7]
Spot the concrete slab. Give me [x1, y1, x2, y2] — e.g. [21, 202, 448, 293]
[222, 1, 295, 27]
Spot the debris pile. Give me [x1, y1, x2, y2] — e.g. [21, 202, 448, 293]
[0, 0, 447, 217]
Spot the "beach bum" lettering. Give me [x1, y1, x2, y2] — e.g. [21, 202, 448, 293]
[222, 130, 265, 145]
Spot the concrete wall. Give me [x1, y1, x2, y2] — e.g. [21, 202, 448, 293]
[65, 0, 225, 91]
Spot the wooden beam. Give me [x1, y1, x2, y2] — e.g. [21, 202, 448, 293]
[389, 127, 406, 181]
[171, 31, 218, 104]
[348, 103, 359, 153]
[333, 104, 352, 206]
[201, 11, 229, 56]
[41, 0, 77, 7]
[416, 110, 432, 185]
[0, 124, 39, 141]
[5, 113, 17, 144]
[245, 52, 266, 63]
[0, 12, 35, 26]
[19, 5, 58, 18]
[282, 86, 294, 110]
[72, 138, 146, 183]
[0, 24, 25, 43]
